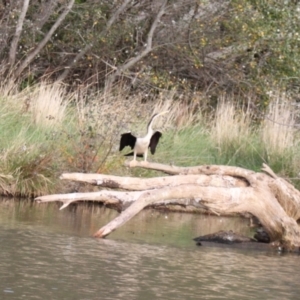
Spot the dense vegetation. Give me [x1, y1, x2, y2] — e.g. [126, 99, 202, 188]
[0, 82, 299, 197]
[1, 0, 300, 103]
[0, 0, 300, 197]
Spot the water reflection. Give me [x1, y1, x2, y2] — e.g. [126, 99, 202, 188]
[0, 198, 253, 245]
[0, 199, 299, 299]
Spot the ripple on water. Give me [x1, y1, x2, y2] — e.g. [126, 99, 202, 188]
[0, 199, 299, 299]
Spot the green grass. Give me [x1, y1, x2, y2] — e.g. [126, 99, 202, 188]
[154, 126, 263, 170]
[0, 81, 300, 196]
[157, 126, 213, 166]
[129, 123, 300, 182]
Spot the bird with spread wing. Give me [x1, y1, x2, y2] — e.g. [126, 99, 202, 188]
[119, 111, 168, 166]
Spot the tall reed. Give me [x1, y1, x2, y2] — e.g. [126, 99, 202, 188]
[29, 82, 70, 128]
[261, 97, 296, 158]
[210, 98, 253, 159]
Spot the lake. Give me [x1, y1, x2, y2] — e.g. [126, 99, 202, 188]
[0, 199, 299, 299]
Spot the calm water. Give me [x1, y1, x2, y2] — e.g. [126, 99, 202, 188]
[0, 199, 299, 300]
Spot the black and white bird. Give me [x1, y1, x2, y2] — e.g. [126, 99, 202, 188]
[119, 111, 168, 165]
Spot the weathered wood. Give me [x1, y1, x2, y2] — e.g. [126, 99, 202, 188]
[59, 173, 248, 190]
[35, 161, 300, 249]
[262, 163, 300, 220]
[124, 161, 256, 181]
[35, 190, 143, 209]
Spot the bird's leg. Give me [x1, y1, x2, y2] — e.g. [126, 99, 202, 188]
[141, 149, 148, 165]
[129, 151, 137, 167]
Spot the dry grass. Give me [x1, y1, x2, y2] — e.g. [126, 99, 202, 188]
[0, 79, 17, 98]
[70, 88, 205, 175]
[73, 88, 195, 140]
[261, 96, 296, 157]
[152, 94, 204, 128]
[1, 80, 300, 195]
[29, 82, 70, 128]
[210, 98, 252, 151]
[71, 88, 300, 174]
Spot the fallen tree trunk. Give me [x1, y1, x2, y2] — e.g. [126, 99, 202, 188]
[35, 162, 300, 250]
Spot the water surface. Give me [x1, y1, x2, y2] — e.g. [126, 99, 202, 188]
[0, 199, 299, 299]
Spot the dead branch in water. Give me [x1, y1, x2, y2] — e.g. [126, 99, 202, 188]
[35, 161, 300, 249]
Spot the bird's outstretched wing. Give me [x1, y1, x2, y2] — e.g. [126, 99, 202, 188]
[119, 132, 136, 151]
[149, 131, 162, 154]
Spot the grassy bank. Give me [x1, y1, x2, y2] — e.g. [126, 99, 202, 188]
[0, 82, 299, 197]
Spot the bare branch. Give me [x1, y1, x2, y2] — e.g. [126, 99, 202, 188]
[35, 190, 142, 210]
[33, 0, 60, 30]
[105, 0, 168, 90]
[14, 0, 75, 78]
[59, 172, 248, 190]
[9, 0, 30, 66]
[57, 0, 132, 82]
[124, 160, 255, 184]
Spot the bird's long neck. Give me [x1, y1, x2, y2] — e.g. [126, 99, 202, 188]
[146, 114, 158, 138]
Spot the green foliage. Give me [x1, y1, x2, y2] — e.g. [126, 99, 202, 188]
[154, 126, 263, 171]
[224, 0, 300, 100]
[1, 0, 300, 103]
[10, 150, 56, 197]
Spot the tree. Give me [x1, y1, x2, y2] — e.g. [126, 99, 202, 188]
[0, 0, 75, 79]
[13, 0, 75, 78]
[57, 0, 133, 82]
[103, 0, 168, 92]
[8, 0, 30, 67]
[1, 0, 299, 104]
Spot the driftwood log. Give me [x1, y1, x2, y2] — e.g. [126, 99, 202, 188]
[35, 161, 300, 250]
